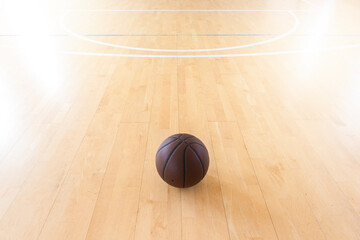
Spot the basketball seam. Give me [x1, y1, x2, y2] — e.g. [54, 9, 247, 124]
[156, 137, 180, 156]
[160, 135, 207, 187]
[171, 136, 207, 180]
[188, 142, 208, 150]
[183, 145, 189, 188]
[162, 141, 184, 179]
[189, 146, 205, 178]
[169, 136, 206, 148]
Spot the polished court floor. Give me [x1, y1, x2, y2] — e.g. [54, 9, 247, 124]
[0, 0, 360, 239]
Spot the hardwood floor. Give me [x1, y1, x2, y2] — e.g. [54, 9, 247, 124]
[0, 0, 360, 239]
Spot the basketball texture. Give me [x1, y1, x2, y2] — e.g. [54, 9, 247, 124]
[156, 133, 209, 188]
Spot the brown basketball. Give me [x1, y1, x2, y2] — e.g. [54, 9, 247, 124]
[156, 133, 209, 188]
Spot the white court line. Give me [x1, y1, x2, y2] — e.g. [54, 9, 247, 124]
[61, 10, 299, 52]
[2, 5, 360, 57]
[58, 42, 360, 57]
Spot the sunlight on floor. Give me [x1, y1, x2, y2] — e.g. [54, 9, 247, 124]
[4, 1, 63, 95]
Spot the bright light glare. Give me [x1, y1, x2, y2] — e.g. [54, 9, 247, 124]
[0, 71, 21, 151]
[305, 2, 336, 50]
[299, 1, 336, 71]
[4, 1, 63, 95]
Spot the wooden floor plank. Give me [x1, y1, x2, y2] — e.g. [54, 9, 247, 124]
[209, 122, 278, 240]
[38, 111, 120, 240]
[134, 60, 182, 240]
[178, 58, 230, 240]
[85, 123, 148, 240]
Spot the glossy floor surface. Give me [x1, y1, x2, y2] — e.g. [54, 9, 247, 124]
[0, 0, 360, 239]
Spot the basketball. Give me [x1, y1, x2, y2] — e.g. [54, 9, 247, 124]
[156, 133, 209, 188]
